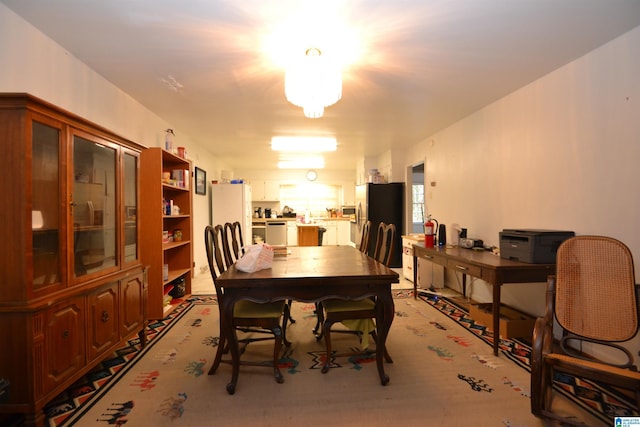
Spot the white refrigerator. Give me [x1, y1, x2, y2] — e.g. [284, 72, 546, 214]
[210, 183, 253, 243]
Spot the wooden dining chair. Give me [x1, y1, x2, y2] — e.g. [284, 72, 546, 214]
[317, 222, 395, 373]
[530, 235, 640, 424]
[204, 224, 288, 384]
[313, 219, 373, 336]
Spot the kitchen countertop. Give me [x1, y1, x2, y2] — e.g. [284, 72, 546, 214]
[252, 217, 351, 223]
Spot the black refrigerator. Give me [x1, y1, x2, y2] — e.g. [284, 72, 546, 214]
[355, 182, 404, 267]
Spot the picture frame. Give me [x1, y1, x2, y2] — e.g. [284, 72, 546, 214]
[125, 206, 137, 220]
[195, 167, 206, 195]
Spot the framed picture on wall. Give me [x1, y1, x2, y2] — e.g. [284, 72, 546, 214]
[195, 167, 206, 195]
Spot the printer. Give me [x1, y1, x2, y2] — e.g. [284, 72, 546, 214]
[499, 229, 575, 264]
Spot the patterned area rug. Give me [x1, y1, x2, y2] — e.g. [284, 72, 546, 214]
[38, 290, 636, 426]
[417, 291, 639, 425]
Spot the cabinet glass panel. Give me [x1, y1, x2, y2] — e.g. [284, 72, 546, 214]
[32, 121, 61, 288]
[72, 136, 117, 277]
[123, 152, 138, 263]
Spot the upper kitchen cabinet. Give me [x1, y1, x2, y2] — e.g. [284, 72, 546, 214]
[0, 93, 146, 426]
[252, 180, 280, 201]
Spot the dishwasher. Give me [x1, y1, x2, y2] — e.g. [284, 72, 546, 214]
[265, 221, 287, 246]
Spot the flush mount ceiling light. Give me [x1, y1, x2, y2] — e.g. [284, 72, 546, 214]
[306, 170, 318, 181]
[271, 136, 337, 152]
[284, 47, 342, 119]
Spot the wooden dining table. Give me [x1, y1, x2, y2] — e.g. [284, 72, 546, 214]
[216, 245, 399, 394]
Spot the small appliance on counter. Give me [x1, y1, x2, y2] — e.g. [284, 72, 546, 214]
[499, 229, 575, 263]
[282, 205, 296, 218]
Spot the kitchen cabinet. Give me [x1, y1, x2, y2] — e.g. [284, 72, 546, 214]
[403, 235, 444, 288]
[337, 220, 351, 245]
[140, 148, 193, 319]
[324, 220, 338, 245]
[0, 93, 147, 427]
[286, 221, 298, 246]
[252, 180, 280, 201]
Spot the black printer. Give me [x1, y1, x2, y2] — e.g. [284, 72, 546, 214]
[499, 229, 575, 264]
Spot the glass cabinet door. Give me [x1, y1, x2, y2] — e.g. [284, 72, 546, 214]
[123, 151, 139, 263]
[32, 121, 61, 289]
[72, 134, 117, 278]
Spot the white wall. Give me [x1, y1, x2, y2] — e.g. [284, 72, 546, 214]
[0, 4, 228, 275]
[412, 25, 640, 355]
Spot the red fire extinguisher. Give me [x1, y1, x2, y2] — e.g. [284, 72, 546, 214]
[424, 216, 438, 248]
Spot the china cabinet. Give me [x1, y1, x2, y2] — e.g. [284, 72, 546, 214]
[140, 147, 193, 319]
[0, 94, 146, 427]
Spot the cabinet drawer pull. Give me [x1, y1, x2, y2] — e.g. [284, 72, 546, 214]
[455, 265, 468, 271]
[62, 330, 70, 339]
[422, 254, 434, 260]
[101, 311, 110, 323]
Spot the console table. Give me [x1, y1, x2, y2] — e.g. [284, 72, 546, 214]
[412, 243, 554, 355]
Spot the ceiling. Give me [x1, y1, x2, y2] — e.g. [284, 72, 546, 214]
[3, 1, 640, 171]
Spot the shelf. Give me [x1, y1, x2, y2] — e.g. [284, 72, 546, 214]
[162, 240, 190, 251]
[163, 268, 191, 286]
[162, 183, 189, 192]
[141, 147, 193, 320]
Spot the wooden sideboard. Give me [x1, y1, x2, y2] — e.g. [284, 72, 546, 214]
[412, 243, 554, 355]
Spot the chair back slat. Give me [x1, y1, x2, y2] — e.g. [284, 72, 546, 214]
[224, 221, 245, 265]
[359, 220, 372, 253]
[555, 235, 638, 341]
[373, 222, 396, 267]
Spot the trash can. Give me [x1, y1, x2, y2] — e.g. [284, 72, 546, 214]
[318, 227, 327, 246]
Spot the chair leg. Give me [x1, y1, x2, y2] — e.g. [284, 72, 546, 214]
[209, 333, 226, 375]
[272, 326, 284, 384]
[321, 319, 336, 374]
[286, 299, 296, 324]
[282, 303, 293, 347]
[313, 302, 325, 340]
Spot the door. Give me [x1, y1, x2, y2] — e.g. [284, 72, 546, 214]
[87, 282, 119, 362]
[71, 130, 118, 279]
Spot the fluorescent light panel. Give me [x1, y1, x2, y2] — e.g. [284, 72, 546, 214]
[271, 136, 336, 152]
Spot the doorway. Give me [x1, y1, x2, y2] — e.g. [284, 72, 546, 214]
[410, 162, 425, 233]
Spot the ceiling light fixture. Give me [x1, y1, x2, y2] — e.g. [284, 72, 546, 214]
[285, 47, 342, 119]
[271, 136, 337, 152]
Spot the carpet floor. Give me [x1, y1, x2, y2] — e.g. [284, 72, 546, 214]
[39, 290, 637, 426]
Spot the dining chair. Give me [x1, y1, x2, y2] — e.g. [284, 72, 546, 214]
[313, 219, 373, 337]
[317, 222, 396, 373]
[204, 224, 288, 384]
[225, 221, 295, 342]
[530, 235, 640, 424]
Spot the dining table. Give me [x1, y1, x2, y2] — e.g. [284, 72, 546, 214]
[216, 245, 399, 394]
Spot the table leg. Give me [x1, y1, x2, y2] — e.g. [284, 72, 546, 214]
[376, 289, 395, 385]
[492, 284, 501, 356]
[462, 274, 467, 297]
[413, 253, 418, 299]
